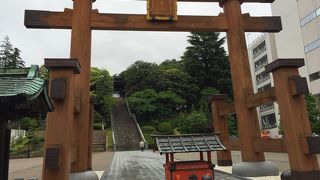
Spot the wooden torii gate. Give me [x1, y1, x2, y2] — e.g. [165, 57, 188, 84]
[23, 0, 317, 179]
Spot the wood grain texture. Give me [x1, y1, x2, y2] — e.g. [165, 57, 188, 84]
[70, 0, 92, 172]
[43, 69, 76, 180]
[224, 0, 265, 162]
[246, 87, 276, 108]
[272, 67, 319, 171]
[24, 10, 282, 32]
[253, 138, 287, 153]
[210, 96, 233, 166]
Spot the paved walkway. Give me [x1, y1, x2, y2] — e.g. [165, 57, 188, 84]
[9, 150, 320, 180]
[104, 151, 248, 180]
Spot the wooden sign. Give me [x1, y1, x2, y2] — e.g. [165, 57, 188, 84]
[147, 0, 177, 21]
[45, 144, 61, 169]
[50, 78, 66, 101]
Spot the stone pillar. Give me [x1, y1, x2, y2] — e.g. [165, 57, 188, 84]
[210, 94, 232, 166]
[0, 120, 10, 180]
[265, 59, 320, 179]
[70, 0, 93, 172]
[42, 58, 81, 180]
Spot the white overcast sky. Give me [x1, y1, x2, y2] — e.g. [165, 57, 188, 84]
[0, 0, 271, 75]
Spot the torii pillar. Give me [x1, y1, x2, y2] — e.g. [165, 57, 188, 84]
[220, 0, 278, 176]
[69, 0, 92, 173]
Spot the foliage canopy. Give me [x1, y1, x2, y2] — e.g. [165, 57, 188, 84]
[0, 36, 25, 69]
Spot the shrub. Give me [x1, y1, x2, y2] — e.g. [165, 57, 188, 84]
[158, 122, 174, 135]
[179, 111, 209, 134]
[141, 126, 158, 148]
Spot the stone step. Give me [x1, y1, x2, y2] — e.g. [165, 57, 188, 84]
[112, 97, 143, 151]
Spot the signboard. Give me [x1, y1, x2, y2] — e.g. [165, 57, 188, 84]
[147, 0, 177, 20]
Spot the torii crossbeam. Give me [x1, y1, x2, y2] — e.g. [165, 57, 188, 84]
[22, 0, 318, 180]
[25, 10, 281, 32]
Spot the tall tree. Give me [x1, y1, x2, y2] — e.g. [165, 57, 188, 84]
[162, 68, 199, 109]
[159, 59, 184, 71]
[120, 60, 199, 109]
[119, 61, 164, 95]
[0, 36, 25, 68]
[90, 67, 114, 123]
[181, 32, 232, 96]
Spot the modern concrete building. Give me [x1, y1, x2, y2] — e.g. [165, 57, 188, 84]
[271, 0, 320, 105]
[247, 0, 320, 137]
[248, 34, 280, 138]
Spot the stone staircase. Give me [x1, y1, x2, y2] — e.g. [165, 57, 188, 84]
[92, 130, 106, 152]
[112, 98, 141, 151]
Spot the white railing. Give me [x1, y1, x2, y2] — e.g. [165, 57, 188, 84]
[10, 129, 26, 145]
[110, 113, 116, 151]
[125, 98, 148, 149]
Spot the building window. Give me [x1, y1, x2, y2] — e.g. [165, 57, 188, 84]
[316, 8, 320, 16]
[300, 7, 320, 27]
[305, 39, 320, 53]
[252, 41, 266, 58]
[261, 113, 277, 130]
[258, 83, 272, 92]
[256, 71, 271, 85]
[260, 102, 274, 112]
[300, 11, 317, 27]
[309, 71, 320, 81]
[315, 94, 320, 109]
[254, 55, 268, 71]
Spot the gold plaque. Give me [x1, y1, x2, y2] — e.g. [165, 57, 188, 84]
[147, 0, 177, 21]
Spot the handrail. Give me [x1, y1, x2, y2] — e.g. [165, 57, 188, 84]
[110, 112, 116, 151]
[125, 98, 148, 149]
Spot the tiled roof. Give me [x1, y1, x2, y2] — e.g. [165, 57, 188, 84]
[152, 133, 226, 154]
[0, 65, 54, 118]
[0, 65, 44, 101]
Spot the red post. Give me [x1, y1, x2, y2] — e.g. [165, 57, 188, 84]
[166, 154, 169, 164]
[170, 153, 174, 163]
[207, 152, 212, 163]
[200, 152, 204, 161]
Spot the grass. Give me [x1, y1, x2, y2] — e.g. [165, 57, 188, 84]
[10, 135, 44, 158]
[106, 129, 113, 149]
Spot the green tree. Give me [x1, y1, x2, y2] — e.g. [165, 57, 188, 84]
[305, 94, 320, 134]
[179, 111, 209, 134]
[141, 126, 158, 148]
[127, 89, 158, 117]
[128, 89, 186, 121]
[39, 65, 49, 81]
[159, 59, 184, 71]
[227, 114, 238, 136]
[162, 68, 199, 110]
[156, 91, 186, 117]
[90, 67, 113, 125]
[120, 61, 199, 110]
[19, 117, 39, 131]
[119, 61, 163, 95]
[181, 32, 232, 96]
[199, 87, 220, 115]
[0, 36, 25, 68]
[158, 122, 174, 135]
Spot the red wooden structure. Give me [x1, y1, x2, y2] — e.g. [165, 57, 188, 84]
[153, 133, 226, 180]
